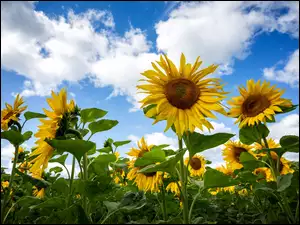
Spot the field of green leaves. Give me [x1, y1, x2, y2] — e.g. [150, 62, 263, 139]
[1, 54, 299, 224]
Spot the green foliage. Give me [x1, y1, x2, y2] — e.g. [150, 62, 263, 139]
[1, 130, 32, 146]
[239, 123, 269, 145]
[279, 135, 299, 152]
[183, 131, 235, 157]
[203, 168, 239, 189]
[134, 148, 166, 167]
[88, 119, 119, 135]
[113, 140, 131, 148]
[24, 111, 47, 121]
[80, 108, 107, 123]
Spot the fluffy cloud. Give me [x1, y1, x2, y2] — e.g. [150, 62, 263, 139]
[269, 114, 299, 140]
[1, 1, 299, 112]
[155, 1, 299, 75]
[263, 49, 299, 87]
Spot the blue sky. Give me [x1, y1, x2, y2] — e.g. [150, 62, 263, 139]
[1, 1, 299, 177]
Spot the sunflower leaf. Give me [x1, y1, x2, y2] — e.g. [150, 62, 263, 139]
[88, 119, 119, 135]
[14, 169, 51, 188]
[277, 174, 293, 192]
[277, 104, 298, 114]
[49, 166, 63, 174]
[279, 135, 299, 153]
[49, 154, 68, 165]
[80, 108, 108, 123]
[239, 123, 269, 145]
[1, 130, 24, 146]
[46, 139, 96, 162]
[24, 111, 47, 121]
[203, 167, 239, 189]
[89, 154, 116, 175]
[239, 152, 263, 170]
[134, 148, 166, 167]
[113, 140, 131, 148]
[183, 131, 235, 157]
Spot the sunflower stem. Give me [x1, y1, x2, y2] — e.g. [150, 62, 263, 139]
[68, 156, 76, 207]
[83, 153, 88, 215]
[161, 180, 167, 221]
[178, 137, 189, 224]
[261, 136, 278, 180]
[1, 144, 20, 224]
[188, 187, 201, 223]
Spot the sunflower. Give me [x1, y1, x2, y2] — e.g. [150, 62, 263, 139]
[269, 152, 294, 177]
[127, 137, 163, 193]
[253, 167, 273, 182]
[137, 53, 227, 137]
[1, 181, 9, 192]
[18, 161, 32, 173]
[166, 181, 181, 196]
[216, 164, 235, 177]
[1, 94, 27, 131]
[222, 140, 254, 170]
[253, 138, 280, 157]
[228, 80, 293, 128]
[185, 154, 206, 177]
[29, 89, 75, 179]
[33, 186, 45, 199]
[112, 152, 126, 186]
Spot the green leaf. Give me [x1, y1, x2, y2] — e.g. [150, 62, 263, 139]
[113, 140, 131, 148]
[15, 169, 51, 188]
[253, 181, 276, 192]
[239, 123, 269, 145]
[1, 130, 24, 146]
[203, 168, 239, 189]
[138, 148, 186, 175]
[52, 177, 69, 195]
[89, 154, 116, 175]
[76, 204, 91, 224]
[49, 154, 68, 165]
[22, 131, 33, 142]
[49, 166, 63, 174]
[277, 104, 298, 114]
[97, 146, 113, 154]
[30, 197, 65, 210]
[119, 191, 147, 212]
[103, 201, 120, 212]
[277, 173, 293, 192]
[87, 148, 96, 155]
[24, 111, 47, 121]
[134, 148, 166, 167]
[16, 196, 42, 207]
[80, 108, 107, 123]
[280, 135, 299, 153]
[183, 131, 235, 157]
[239, 152, 263, 170]
[46, 139, 96, 162]
[88, 119, 119, 135]
[163, 149, 176, 156]
[78, 129, 89, 137]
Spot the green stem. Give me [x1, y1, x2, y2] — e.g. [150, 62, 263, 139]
[161, 181, 167, 221]
[296, 197, 299, 223]
[262, 136, 278, 180]
[68, 156, 76, 206]
[178, 137, 189, 224]
[21, 120, 27, 130]
[83, 153, 88, 214]
[1, 145, 20, 224]
[188, 188, 201, 223]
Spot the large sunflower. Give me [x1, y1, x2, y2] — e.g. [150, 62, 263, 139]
[127, 137, 163, 193]
[29, 89, 75, 179]
[1, 94, 27, 131]
[222, 140, 254, 170]
[137, 53, 227, 137]
[228, 80, 293, 128]
[185, 154, 206, 177]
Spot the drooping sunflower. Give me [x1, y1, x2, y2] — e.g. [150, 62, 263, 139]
[1, 94, 27, 131]
[222, 140, 254, 170]
[127, 137, 163, 193]
[29, 89, 75, 179]
[228, 79, 293, 128]
[166, 181, 181, 196]
[137, 53, 228, 137]
[253, 167, 273, 182]
[33, 186, 45, 199]
[185, 154, 206, 177]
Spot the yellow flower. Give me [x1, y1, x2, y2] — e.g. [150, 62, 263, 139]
[18, 161, 32, 173]
[166, 181, 181, 196]
[33, 186, 45, 199]
[228, 79, 293, 128]
[270, 152, 294, 177]
[76, 194, 81, 199]
[222, 140, 254, 170]
[216, 164, 235, 177]
[1, 94, 27, 130]
[185, 154, 206, 177]
[29, 89, 75, 179]
[137, 53, 227, 137]
[253, 167, 273, 182]
[1, 181, 9, 189]
[127, 137, 163, 193]
[253, 138, 280, 157]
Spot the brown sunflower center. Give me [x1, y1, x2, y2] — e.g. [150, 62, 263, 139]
[190, 157, 202, 170]
[233, 147, 248, 163]
[165, 78, 200, 109]
[138, 150, 148, 158]
[242, 94, 270, 117]
[144, 172, 157, 177]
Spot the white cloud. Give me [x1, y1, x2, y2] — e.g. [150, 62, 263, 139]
[1, 1, 299, 112]
[263, 49, 299, 87]
[155, 1, 299, 75]
[269, 114, 299, 140]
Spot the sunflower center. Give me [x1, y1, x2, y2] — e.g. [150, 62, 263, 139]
[242, 95, 270, 117]
[233, 147, 248, 163]
[165, 78, 200, 109]
[3, 111, 14, 120]
[190, 158, 202, 170]
[144, 172, 157, 177]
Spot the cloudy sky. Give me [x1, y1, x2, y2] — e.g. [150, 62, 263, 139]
[1, 1, 299, 178]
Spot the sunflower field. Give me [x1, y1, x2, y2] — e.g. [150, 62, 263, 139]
[1, 54, 299, 224]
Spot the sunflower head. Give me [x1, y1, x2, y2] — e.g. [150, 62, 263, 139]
[166, 181, 181, 196]
[222, 140, 254, 170]
[216, 164, 235, 177]
[138, 53, 228, 137]
[228, 80, 294, 128]
[33, 186, 45, 199]
[1, 181, 9, 189]
[253, 138, 281, 157]
[185, 154, 206, 177]
[1, 94, 27, 131]
[253, 167, 273, 182]
[126, 137, 163, 193]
